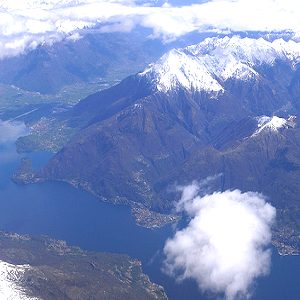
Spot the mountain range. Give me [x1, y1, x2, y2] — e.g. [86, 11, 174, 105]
[32, 36, 300, 253]
[0, 28, 212, 95]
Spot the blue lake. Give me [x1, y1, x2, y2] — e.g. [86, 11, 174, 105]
[0, 124, 299, 300]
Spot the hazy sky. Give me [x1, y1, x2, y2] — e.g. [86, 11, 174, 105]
[0, 0, 299, 58]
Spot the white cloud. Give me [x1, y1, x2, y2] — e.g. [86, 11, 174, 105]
[164, 186, 276, 300]
[0, 120, 28, 143]
[1, 0, 300, 59]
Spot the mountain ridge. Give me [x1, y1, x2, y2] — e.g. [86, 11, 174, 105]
[140, 36, 300, 93]
[26, 35, 300, 253]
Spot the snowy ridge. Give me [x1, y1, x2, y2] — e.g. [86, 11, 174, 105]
[140, 36, 300, 93]
[140, 49, 224, 93]
[253, 115, 296, 136]
[0, 260, 38, 300]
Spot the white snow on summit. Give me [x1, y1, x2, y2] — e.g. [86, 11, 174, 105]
[140, 36, 300, 93]
[140, 48, 224, 93]
[253, 115, 296, 136]
[0, 260, 37, 299]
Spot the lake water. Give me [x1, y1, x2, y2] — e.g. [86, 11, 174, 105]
[0, 121, 299, 300]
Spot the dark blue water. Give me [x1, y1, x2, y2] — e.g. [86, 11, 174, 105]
[0, 123, 299, 300]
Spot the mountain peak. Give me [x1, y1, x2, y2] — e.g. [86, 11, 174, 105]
[139, 36, 300, 93]
[253, 115, 297, 136]
[139, 48, 224, 93]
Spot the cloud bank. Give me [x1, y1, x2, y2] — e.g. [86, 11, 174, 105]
[1, 0, 300, 59]
[164, 185, 276, 300]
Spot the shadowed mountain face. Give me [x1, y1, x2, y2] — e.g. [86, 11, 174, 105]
[0, 30, 164, 94]
[39, 36, 300, 252]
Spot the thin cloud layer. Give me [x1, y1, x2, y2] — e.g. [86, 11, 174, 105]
[164, 186, 276, 300]
[0, 120, 27, 143]
[0, 0, 300, 59]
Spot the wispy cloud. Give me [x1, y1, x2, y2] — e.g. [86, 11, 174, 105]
[0, 120, 27, 143]
[0, 120, 27, 163]
[164, 185, 276, 300]
[0, 0, 299, 59]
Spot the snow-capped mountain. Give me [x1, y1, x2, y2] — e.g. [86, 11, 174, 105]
[39, 35, 300, 253]
[140, 36, 300, 93]
[253, 115, 297, 136]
